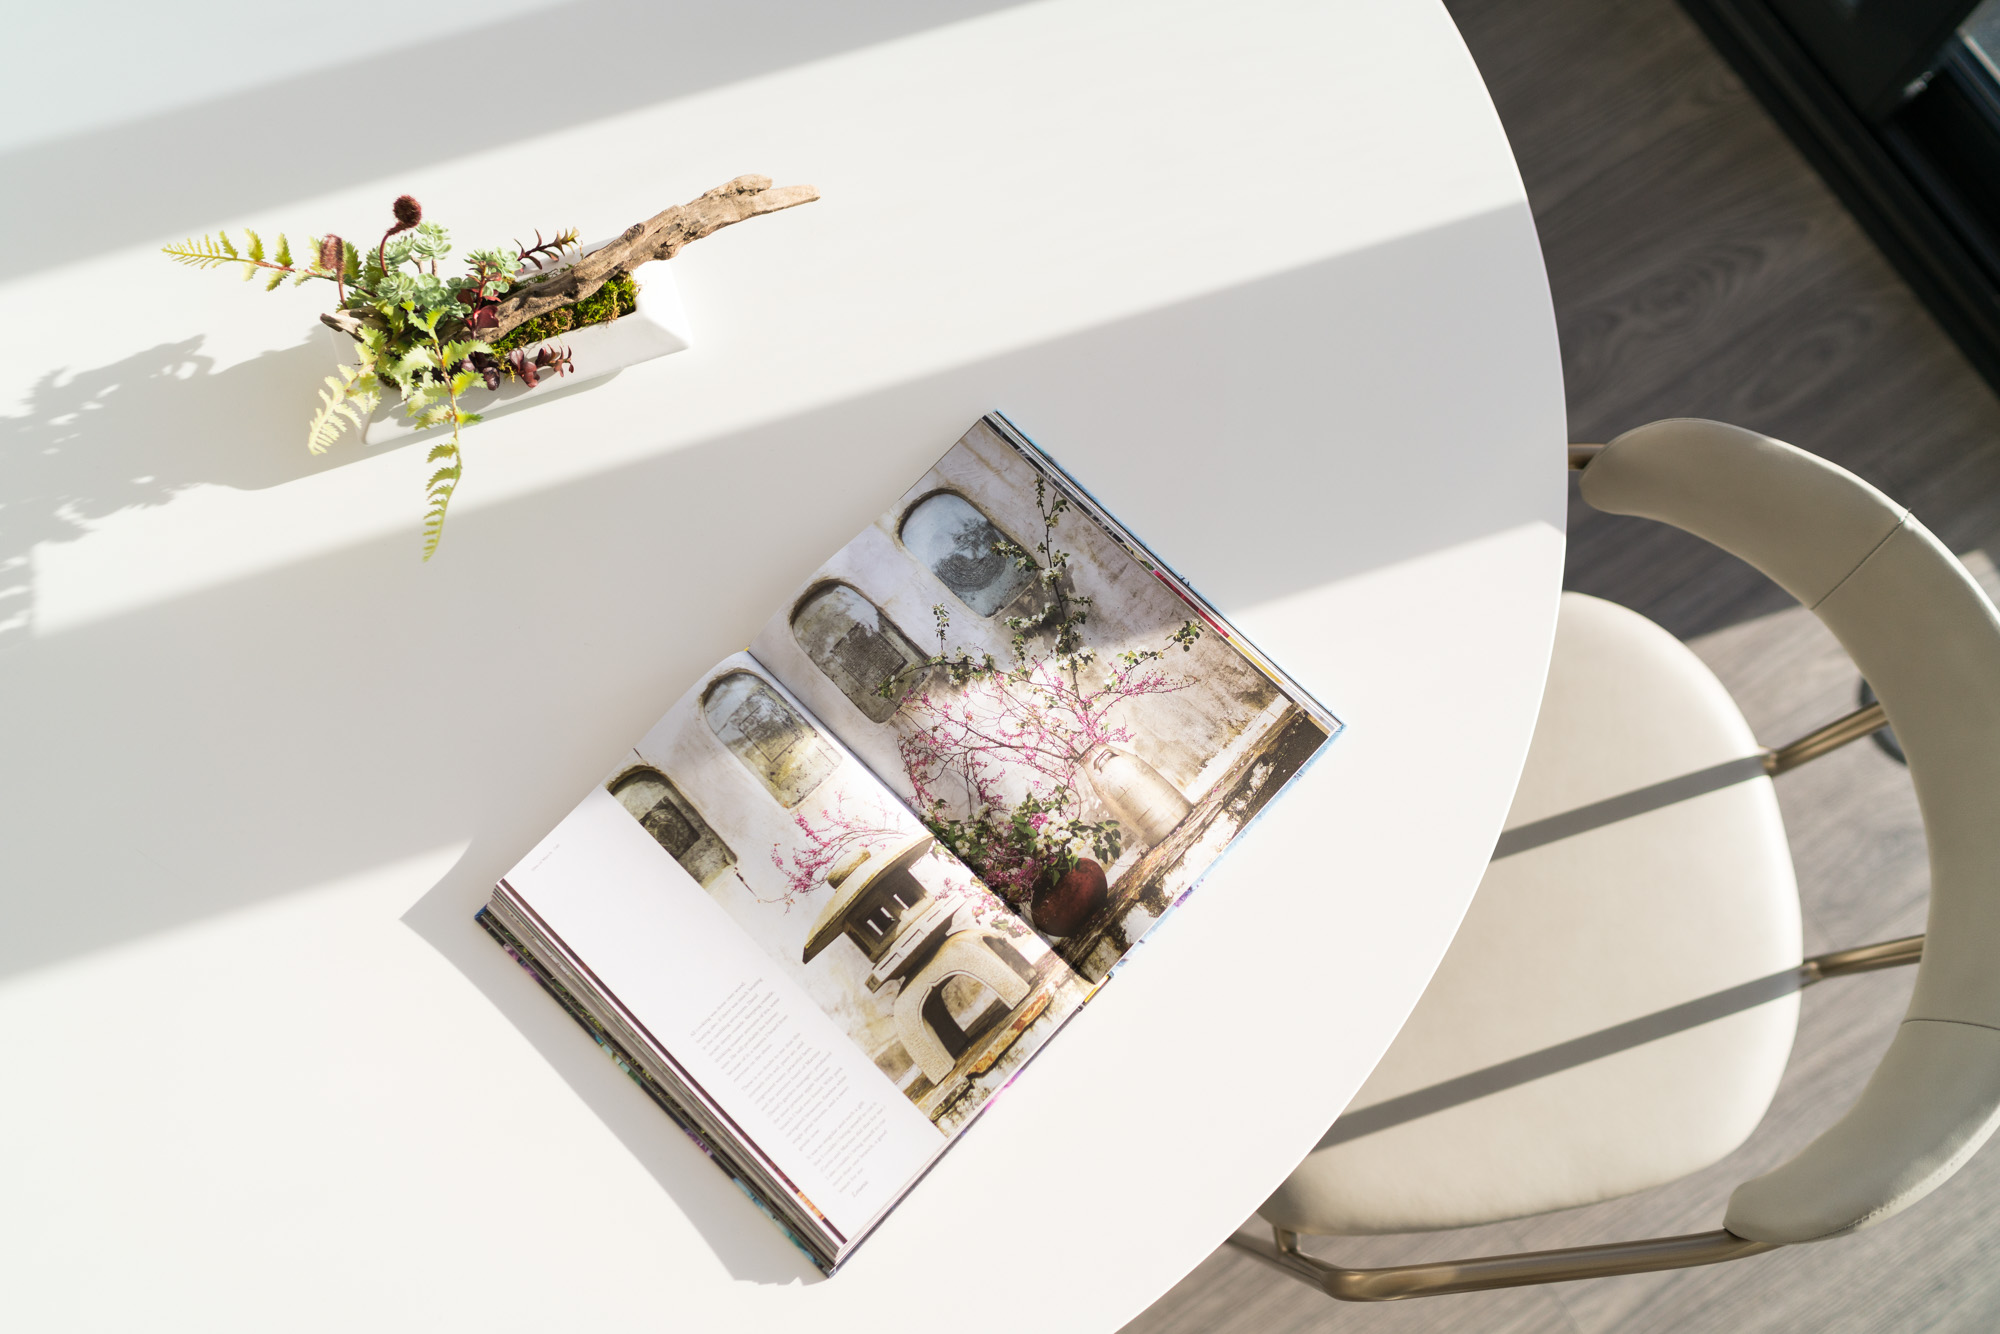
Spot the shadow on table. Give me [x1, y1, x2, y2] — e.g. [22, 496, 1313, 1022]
[0, 332, 338, 633]
[0, 210, 1573, 1288]
[404, 846, 828, 1285]
[0, 204, 1564, 1278]
[2, 332, 354, 641]
[0, 0, 1031, 282]
[0, 328, 629, 646]
[0, 208, 1556, 987]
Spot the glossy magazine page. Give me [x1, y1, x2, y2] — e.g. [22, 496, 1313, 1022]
[749, 414, 1341, 984]
[486, 412, 1342, 1269]
[494, 653, 1092, 1255]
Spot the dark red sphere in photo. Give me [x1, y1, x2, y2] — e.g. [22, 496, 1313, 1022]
[1032, 858, 1108, 938]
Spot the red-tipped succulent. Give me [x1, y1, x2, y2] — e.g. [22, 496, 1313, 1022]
[504, 343, 574, 389]
[514, 227, 580, 272]
[466, 350, 503, 392]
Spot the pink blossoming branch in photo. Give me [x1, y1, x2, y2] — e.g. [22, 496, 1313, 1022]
[877, 477, 1205, 912]
[773, 790, 1024, 928]
[767, 791, 911, 909]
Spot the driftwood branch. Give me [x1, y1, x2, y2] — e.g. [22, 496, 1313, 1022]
[480, 174, 818, 341]
[321, 308, 372, 340]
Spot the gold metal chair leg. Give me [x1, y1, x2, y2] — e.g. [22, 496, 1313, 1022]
[1803, 934, 1923, 981]
[1764, 701, 1890, 775]
[1228, 1224, 1779, 1301]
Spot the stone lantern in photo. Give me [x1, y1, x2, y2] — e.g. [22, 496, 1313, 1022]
[802, 834, 1054, 1111]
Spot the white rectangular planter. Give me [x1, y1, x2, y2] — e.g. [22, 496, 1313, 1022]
[322, 243, 692, 445]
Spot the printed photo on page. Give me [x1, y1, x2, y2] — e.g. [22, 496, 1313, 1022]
[604, 652, 1091, 1132]
[752, 419, 1336, 983]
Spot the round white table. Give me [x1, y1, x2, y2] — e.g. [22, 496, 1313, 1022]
[0, 1, 1565, 1328]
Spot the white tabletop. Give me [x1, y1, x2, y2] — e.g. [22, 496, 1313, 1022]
[0, 1, 1565, 1328]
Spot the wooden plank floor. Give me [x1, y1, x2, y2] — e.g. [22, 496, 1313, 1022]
[1121, 0, 2000, 1330]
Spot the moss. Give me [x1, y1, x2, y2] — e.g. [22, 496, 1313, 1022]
[491, 270, 640, 354]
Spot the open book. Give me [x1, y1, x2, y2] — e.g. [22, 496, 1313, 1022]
[480, 414, 1342, 1271]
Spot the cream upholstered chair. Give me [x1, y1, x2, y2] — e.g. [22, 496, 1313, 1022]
[1232, 419, 2000, 1301]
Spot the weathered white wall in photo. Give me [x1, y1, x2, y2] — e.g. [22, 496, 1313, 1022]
[0, 0, 1567, 1330]
[619, 654, 930, 1070]
[747, 423, 1287, 839]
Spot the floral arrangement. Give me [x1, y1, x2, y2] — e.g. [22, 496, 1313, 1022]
[880, 479, 1203, 910]
[164, 197, 584, 557]
[162, 175, 817, 558]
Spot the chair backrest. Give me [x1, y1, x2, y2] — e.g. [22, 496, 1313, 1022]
[1580, 418, 2000, 1243]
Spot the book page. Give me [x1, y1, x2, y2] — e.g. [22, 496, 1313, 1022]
[750, 416, 1339, 983]
[514, 651, 1090, 1160]
[502, 789, 940, 1240]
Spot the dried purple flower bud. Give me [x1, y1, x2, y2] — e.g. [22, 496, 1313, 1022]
[319, 235, 343, 271]
[378, 196, 424, 274]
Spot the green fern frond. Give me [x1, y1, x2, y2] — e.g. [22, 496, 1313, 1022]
[420, 448, 463, 562]
[307, 397, 360, 453]
[307, 383, 358, 453]
[165, 227, 338, 288]
[426, 442, 456, 463]
[421, 506, 451, 561]
[160, 234, 245, 269]
[389, 349, 434, 386]
[306, 359, 381, 454]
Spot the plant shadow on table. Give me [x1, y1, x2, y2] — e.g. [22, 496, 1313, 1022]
[0, 331, 358, 640]
[0, 330, 615, 645]
[403, 847, 828, 1286]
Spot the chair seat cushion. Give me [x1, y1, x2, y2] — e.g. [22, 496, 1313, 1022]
[1262, 592, 1802, 1236]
